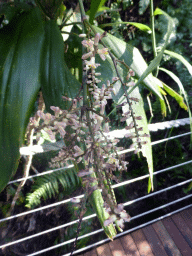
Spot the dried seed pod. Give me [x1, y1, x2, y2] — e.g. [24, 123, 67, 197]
[129, 97, 139, 102]
[116, 102, 126, 108]
[121, 116, 128, 122]
[141, 141, 148, 145]
[141, 133, 150, 137]
[125, 122, 134, 129]
[135, 116, 142, 120]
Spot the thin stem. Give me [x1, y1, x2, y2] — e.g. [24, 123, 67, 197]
[150, 0, 158, 77]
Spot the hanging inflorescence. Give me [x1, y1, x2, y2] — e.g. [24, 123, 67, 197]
[30, 32, 149, 230]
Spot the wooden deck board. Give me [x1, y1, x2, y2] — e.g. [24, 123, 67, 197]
[96, 243, 112, 256]
[120, 234, 140, 256]
[152, 220, 181, 256]
[108, 239, 126, 256]
[142, 225, 168, 256]
[80, 207, 192, 256]
[131, 229, 154, 256]
[171, 213, 192, 248]
[83, 248, 98, 256]
[180, 208, 192, 230]
[162, 217, 192, 256]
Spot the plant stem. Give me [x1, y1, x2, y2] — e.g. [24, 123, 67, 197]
[150, 0, 158, 77]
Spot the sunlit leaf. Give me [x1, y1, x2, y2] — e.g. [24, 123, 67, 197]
[121, 87, 153, 192]
[93, 26, 163, 99]
[100, 22, 151, 33]
[129, 8, 174, 94]
[164, 50, 192, 76]
[159, 68, 188, 111]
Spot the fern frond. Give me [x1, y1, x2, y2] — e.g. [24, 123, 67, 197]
[25, 167, 80, 209]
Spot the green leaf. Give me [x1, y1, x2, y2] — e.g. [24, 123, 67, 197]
[159, 67, 192, 143]
[90, 172, 117, 240]
[159, 68, 188, 111]
[100, 22, 152, 33]
[153, 8, 163, 16]
[89, 0, 107, 24]
[0, 8, 45, 192]
[164, 50, 192, 76]
[40, 20, 81, 111]
[93, 26, 163, 99]
[139, 0, 150, 15]
[129, 9, 174, 94]
[121, 87, 154, 192]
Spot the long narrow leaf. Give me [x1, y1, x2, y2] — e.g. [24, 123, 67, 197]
[89, 0, 107, 24]
[0, 8, 44, 192]
[164, 50, 192, 76]
[100, 22, 151, 33]
[41, 20, 81, 111]
[129, 8, 174, 94]
[121, 87, 153, 192]
[93, 26, 163, 99]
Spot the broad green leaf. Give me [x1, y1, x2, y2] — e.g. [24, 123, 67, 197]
[121, 87, 154, 192]
[129, 8, 174, 94]
[0, 8, 44, 192]
[100, 22, 151, 33]
[89, 0, 107, 24]
[93, 26, 163, 99]
[164, 50, 192, 76]
[40, 20, 81, 111]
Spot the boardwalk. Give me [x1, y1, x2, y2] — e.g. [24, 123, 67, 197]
[80, 207, 192, 256]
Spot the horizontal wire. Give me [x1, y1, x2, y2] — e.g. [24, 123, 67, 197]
[1, 160, 192, 224]
[112, 160, 192, 189]
[123, 177, 192, 207]
[8, 165, 74, 185]
[61, 203, 192, 256]
[25, 196, 192, 256]
[118, 132, 191, 155]
[1, 178, 191, 250]
[8, 131, 191, 185]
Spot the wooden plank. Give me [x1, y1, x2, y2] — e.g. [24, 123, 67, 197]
[108, 239, 126, 256]
[120, 234, 140, 256]
[153, 220, 181, 256]
[83, 248, 98, 256]
[131, 229, 154, 256]
[180, 208, 192, 231]
[172, 213, 192, 249]
[142, 225, 168, 256]
[96, 243, 112, 256]
[163, 217, 192, 256]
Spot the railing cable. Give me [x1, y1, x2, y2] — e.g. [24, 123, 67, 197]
[1, 160, 192, 224]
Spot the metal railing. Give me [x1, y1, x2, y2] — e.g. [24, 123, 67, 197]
[0, 118, 192, 255]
